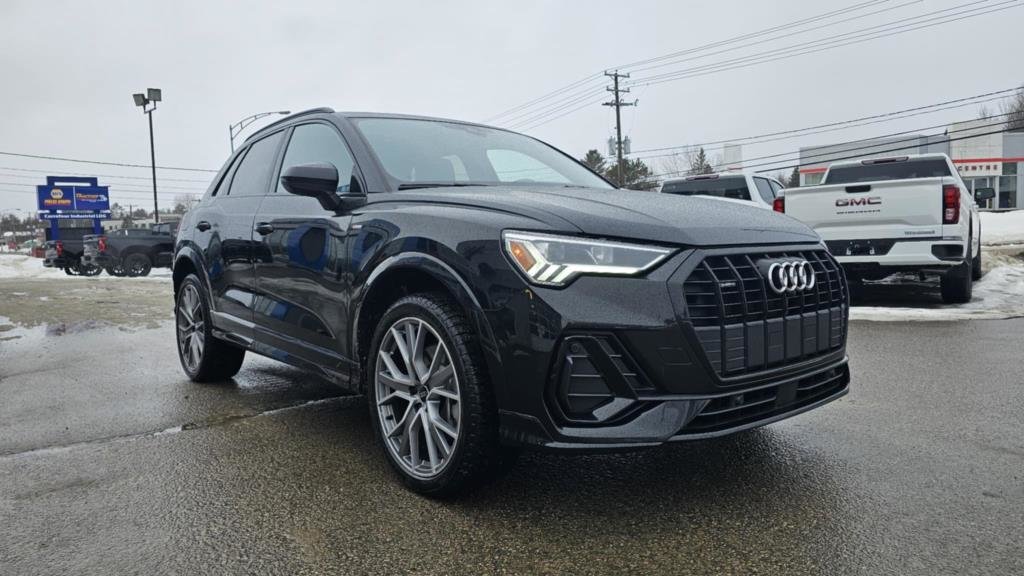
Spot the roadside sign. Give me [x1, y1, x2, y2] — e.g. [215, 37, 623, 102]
[36, 176, 111, 218]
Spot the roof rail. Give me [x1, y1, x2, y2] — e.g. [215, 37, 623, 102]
[245, 107, 335, 142]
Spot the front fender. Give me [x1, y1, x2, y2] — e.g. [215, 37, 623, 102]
[352, 247, 505, 398]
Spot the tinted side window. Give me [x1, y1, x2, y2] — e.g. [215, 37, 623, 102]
[662, 177, 751, 201]
[754, 177, 775, 203]
[277, 124, 358, 194]
[229, 131, 285, 197]
[769, 180, 784, 196]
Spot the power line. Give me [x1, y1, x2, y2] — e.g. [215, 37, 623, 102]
[488, 0, 899, 128]
[627, 87, 1020, 158]
[642, 117, 1015, 182]
[0, 165, 211, 184]
[0, 150, 217, 173]
[622, 0, 920, 77]
[0, 173, 209, 192]
[624, 0, 1021, 89]
[508, 0, 1019, 131]
[750, 124, 1018, 174]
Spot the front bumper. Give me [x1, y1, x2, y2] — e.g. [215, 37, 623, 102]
[489, 244, 851, 451]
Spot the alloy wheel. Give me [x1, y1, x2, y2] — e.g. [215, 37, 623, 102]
[375, 317, 461, 479]
[177, 284, 205, 373]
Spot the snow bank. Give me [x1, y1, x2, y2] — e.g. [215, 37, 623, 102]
[851, 263, 1024, 321]
[0, 254, 171, 281]
[981, 210, 1024, 246]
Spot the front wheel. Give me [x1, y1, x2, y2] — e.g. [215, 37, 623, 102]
[367, 294, 502, 496]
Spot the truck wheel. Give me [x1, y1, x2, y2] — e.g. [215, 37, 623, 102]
[940, 261, 972, 304]
[125, 254, 152, 277]
[971, 228, 983, 280]
[175, 275, 246, 382]
[367, 293, 503, 496]
[63, 265, 79, 276]
[79, 264, 102, 277]
[105, 262, 127, 277]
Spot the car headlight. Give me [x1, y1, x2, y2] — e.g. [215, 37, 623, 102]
[502, 230, 674, 287]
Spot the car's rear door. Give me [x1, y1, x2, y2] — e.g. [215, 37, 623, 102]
[251, 122, 361, 382]
[191, 130, 286, 342]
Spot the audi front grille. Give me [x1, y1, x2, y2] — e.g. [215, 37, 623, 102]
[681, 249, 847, 377]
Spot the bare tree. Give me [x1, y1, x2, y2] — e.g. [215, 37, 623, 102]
[1001, 85, 1024, 132]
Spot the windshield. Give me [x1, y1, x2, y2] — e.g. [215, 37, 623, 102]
[825, 159, 951, 184]
[352, 118, 611, 189]
[660, 177, 751, 201]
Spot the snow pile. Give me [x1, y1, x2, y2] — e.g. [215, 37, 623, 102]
[851, 263, 1024, 321]
[981, 210, 1024, 246]
[0, 254, 171, 281]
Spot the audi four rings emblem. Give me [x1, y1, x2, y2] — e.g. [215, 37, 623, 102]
[765, 260, 816, 294]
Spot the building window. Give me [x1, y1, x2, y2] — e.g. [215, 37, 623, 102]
[999, 175, 1016, 209]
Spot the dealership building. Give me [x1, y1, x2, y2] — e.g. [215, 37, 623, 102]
[798, 120, 1024, 210]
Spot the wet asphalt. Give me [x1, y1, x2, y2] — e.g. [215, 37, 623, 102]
[1, 280, 1022, 575]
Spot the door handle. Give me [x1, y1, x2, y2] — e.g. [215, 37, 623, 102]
[255, 222, 275, 236]
[195, 221, 211, 232]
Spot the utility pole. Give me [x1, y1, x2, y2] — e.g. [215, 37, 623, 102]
[602, 70, 636, 187]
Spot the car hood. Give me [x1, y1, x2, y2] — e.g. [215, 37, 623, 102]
[386, 186, 820, 247]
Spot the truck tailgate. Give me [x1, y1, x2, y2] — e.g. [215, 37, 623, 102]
[784, 177, 953, 241]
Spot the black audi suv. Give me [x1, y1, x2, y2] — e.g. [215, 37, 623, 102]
[172, 108, 850, 495]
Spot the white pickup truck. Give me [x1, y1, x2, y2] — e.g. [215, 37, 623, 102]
[780, 153, 994, 303]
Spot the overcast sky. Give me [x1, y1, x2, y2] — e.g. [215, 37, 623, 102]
[1, 0, 1021, 213]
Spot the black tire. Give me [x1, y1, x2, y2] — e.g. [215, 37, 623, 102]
[971, 227, 983, 281]
[367, 293, 503, 497]
[125, 253, 152, 277]
[940, 260, 972, 304]
[63, 265, 79, 276]
[79, 264, 102, 277]
[105, 262, 127, 277]
[175, 274, 246, 382]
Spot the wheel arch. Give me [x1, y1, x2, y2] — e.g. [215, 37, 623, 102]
[352, 252, 501, 394]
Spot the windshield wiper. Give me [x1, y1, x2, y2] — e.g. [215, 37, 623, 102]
[397, 182, 492, 190]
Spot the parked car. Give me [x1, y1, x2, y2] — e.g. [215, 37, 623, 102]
[173, 108, 850, 495]
[82, 222, 178, 277]
[661, 172, 785, 210]
[42, 225, 102, 276]
[779, 153, 986, 303]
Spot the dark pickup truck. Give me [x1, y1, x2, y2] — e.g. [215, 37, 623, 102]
[82, 222, 178, 277]
[42, 225, 102, 276]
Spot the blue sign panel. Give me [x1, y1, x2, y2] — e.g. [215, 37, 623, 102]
[36, 176, 111, 218]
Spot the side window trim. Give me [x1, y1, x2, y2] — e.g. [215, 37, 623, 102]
[220, 148, 249, 196]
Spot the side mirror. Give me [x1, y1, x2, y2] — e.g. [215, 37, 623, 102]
[279, 162, 368, 212]
[974, 187, 995, 205]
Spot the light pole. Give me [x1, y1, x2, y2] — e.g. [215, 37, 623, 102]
[133, 88, 162, 223]
[230, 111, 290, 152]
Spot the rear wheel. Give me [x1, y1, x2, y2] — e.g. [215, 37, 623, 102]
[105, 262, 127, 277]
[79, 264, 102, 277]
[175, 275, 246, 382]
[940, 260, 972, 304]
[125, 253, 152, 277]
[368, 294, 503, 496]
[971, 227, 983, 280]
